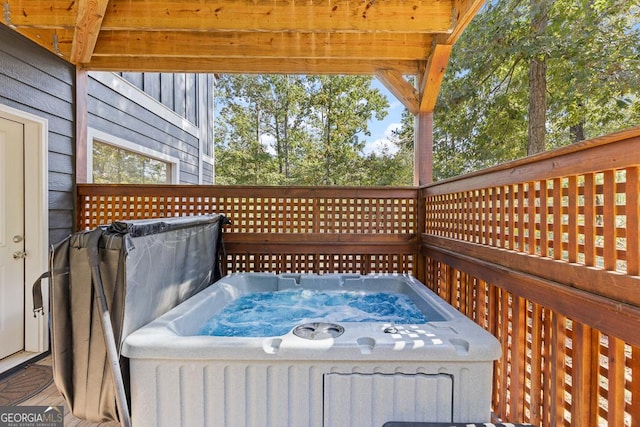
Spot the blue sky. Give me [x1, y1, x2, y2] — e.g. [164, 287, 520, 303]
[362, 78, 406, 156]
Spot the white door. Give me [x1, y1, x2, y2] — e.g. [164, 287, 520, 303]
[0, 117, 25, 359]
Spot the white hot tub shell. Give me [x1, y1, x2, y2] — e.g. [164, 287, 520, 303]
[122, 273, 501, 427]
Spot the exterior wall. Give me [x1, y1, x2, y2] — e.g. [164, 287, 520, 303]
[0, 23, 75, 244]
[87, 72, 215, 184]
[202, 161, 215, 185]
[118, 72, 198, 124]
[0, 22, 216, 242]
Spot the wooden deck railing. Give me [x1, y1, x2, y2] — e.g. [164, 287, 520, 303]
[421, 126, 640, 426]
[77, 185, 419, 275]
[76, 126, 640, 426]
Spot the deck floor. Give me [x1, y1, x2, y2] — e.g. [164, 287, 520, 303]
[13, 356, 120, 427]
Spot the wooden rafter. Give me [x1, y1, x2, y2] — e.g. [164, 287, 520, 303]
[85, 57, 422, 75]
[376, 69, 419, 115]
[70, 0, 109, 64]
[6, 0, 453, 32]
[419, 44, 453, 113]
[92, 31, 433, 60]
[447, 0, 487, 44]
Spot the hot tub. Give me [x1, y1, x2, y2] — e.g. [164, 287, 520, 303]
[122, 273, 501, 427]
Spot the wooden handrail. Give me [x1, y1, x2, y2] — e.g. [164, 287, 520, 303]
[422, 126, 640, 193]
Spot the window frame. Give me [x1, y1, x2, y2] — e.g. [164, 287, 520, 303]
[87, 127, 180, 184]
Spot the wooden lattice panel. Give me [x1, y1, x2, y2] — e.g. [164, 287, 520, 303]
[424, 256, 638, 426]
[425, 169, 638, 275]
[225, 253, 413, 275]
[77, 185, 419, 275]
[423, 131, 640, 309]
[317, 196, 415, 234]
[78, 185, 417, 235]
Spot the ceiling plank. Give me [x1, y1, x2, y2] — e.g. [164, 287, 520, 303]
[70, 0, 110, 64]
[3, 0, 77, 28]
[99, 0, 454, 33]
[376, 69, 419, 115]
[92, 31, 432, 60]
[446, 0, 486, 44]
[418, 43, 453, 112]
[83, 57, 421, 75]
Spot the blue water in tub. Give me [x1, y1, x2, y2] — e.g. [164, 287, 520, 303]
[197, 288, 435, 337]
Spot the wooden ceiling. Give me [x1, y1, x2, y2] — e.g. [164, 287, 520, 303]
[2, 0, 484, 112]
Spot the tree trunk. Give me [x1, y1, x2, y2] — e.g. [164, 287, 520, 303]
[527, 0, 548, 155]
[570, 120, 585, 143]
[284, 110, 290, 179]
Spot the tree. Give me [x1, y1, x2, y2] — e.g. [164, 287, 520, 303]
[363, 108, 414, 186]
[432, 0, 640, 178]
[304, 76, 389, 185]
[527, 0, 549, 155]
[214, 75, 277, 185]
[215, 74, 389, 185]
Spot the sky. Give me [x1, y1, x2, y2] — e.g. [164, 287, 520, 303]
[361, 78, 406, 156]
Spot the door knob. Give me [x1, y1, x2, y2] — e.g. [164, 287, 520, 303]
[13, 251, 27, 259]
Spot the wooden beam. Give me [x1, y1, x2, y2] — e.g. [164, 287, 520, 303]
[70, 0, 109, 64]
[418, 43, 453, 112]
[7, 0, 455, 33]
[82, 56, 421, 75]
[415, 111, 433, 185]
[375, 69, 419, 115]
[92, 31, 432, 60]
[447, 0, 486, 44]
[75, 69, 89, 183]
[98, 0, 454, 33]
[3, 0, 77, 28]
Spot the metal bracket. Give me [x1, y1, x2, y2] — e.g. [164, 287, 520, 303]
[53, 33, 62, 56]
[3, 2, 15, 28]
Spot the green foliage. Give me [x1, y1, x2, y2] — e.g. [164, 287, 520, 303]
[215, 74, 396, 185]
[432, 0, 640, 179]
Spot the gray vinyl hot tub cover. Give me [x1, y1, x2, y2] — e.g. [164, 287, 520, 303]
[40, 214, 229, 423]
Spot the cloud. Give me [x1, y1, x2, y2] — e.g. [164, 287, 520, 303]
[363, 122, 402, 156]
[383, 122, 402, 138]
[388, 100, 404, 111]
[260, 134, 277, 155]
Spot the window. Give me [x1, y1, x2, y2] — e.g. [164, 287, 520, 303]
[93, 141, 170, 184]
[87, 128, 180, 184]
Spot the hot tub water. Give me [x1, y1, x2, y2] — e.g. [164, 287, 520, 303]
[197, 289, 439, 337]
